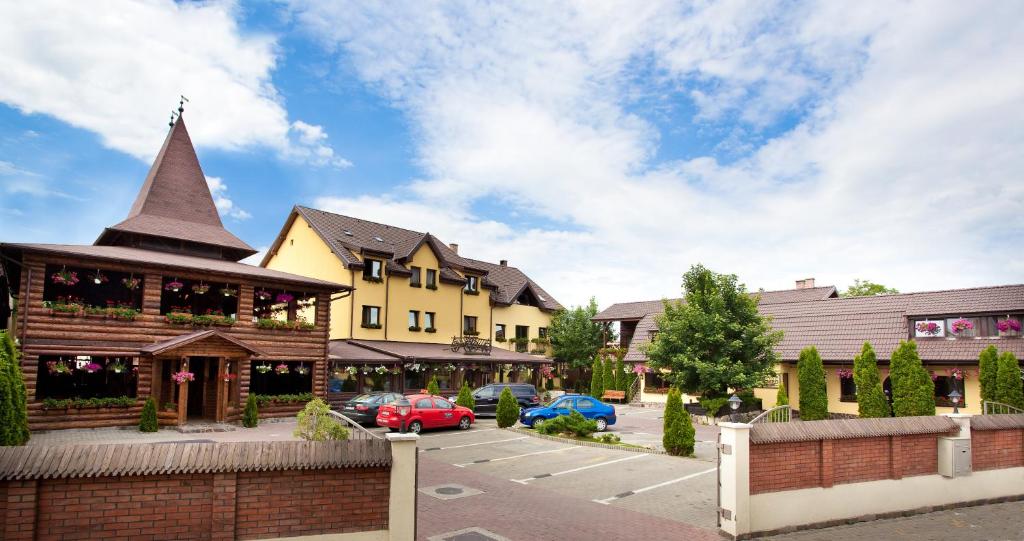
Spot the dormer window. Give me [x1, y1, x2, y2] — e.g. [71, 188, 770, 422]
[464, 275, 479, 295]
[362, 259, 383, 282]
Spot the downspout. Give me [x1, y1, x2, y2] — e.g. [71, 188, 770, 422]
[459, 285, 464, 338]
[384, 271, 390, 340]
[349, 269, 355, 338]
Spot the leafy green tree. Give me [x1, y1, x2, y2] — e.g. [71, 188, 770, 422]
[294, 398, 349, 441]
[242, 393, 259, 428]
[841, 279, 898, 297]
[646, 264, 782, 397]
[995, 351, 1024, 410]
[0, 332, 29, 445]
[589, 355, 604, 398]
[549, 298, 611, 369]
[797, 346, 828, 420]
[853, 342, 890, 418]
[602, 354, 614, 394]
[496, 387, 519, 428]
[775, 379, 789, 407]
[139, 397, 159, 432]
[890, 341, 935, 417]
[426, 376, 441, 396]
[663, 388, 695, 456]
[978, 345, 999, 403]
[455, 383, 476, 409]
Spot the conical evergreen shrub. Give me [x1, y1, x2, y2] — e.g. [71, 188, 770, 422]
[978, 345, 999, 403]
[775, 379, 789, 407]
[797, 346, 828, 420]
[426, 376, 441, 396]
[242, 393, 259, 428]
[890, 341, 934, 416]
[853, 342, 890, 418]
[455, 383, 475, 409]
[602, 355, 614, 395]
[139, 397, 159, 432]
[589, 355, 604, 398]
[663, 388, 695, 456]
[996, 351, 1024, 410]
[496, 387, 519, 428]
[0, 332, 29, 445]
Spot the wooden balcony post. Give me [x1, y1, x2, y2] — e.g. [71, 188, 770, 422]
[177, 356, 189, 425]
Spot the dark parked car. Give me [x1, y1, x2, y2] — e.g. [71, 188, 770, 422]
[472, 383, 540, 415]
[338, 392, 403, 424]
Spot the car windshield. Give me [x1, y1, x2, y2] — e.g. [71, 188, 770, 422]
[352, 394, 372, 402]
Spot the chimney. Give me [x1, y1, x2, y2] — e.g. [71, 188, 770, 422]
[500, 259, 507, 267]
[449, 243, 459, 254]
[795, 278, 816, 289]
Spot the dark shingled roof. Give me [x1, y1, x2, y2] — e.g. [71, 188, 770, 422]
[749, 416, 959, 444]
[94, 117, 256, 258]
[0, 440, 390, 481]
[263, 206, 561, 311]
[139, 329, 265, 356]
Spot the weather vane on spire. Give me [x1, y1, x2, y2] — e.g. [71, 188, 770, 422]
[168, 111, 178, 127]
[178, 95, 189, 114]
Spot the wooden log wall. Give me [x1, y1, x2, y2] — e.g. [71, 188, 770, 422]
[18, 254, 336, 430]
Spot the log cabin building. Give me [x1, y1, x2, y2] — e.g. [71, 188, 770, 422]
[0, 115, 349, 430]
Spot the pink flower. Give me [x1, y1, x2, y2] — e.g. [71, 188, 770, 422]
[172, 371, 195, 384]
[997, 319, 1021, 332]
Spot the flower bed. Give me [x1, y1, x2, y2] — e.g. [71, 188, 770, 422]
[41, 396, 136, 410]
[252, 393, 314, 407]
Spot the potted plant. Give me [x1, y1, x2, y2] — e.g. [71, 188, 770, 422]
[275, 293, 294, 304]
[107, 360, 127, 374]
[45, 298, 82, 316]
[950, 318, 975, 337]
[295, 364, 310, 376]
[255, 290, 273, 301]
[51, 268, 79, 286]
[122, 276, 142, 290]
[84, 305, 108, 318]
[165, 307, 193, 325]
[223, 372, 238, 383]
[83, 361, 103, 374]
[46, 360, 73, 376]
[275, 363, 290, 375]
[255, 363, 272, 374]
[164, 280, 184, 292]
[191, 282, 210, 295]
[997, 318, 1021, 337]
[220, 287, 238, 297]
[171, 370, 195, 384]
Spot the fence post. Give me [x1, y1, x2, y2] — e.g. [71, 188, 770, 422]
[719, 422, 751, 539]
[386, 432, 420, 541]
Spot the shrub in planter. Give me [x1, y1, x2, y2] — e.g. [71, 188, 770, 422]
[426, 376, 441, 396]
[538, 409, 598, 438]
[294, 398, 349, 441]
[978, 345, 999, 403]
[139, 397, 158, 432]
[853, 342, 890, 418]
[797, 346, 829, 420]
[242, 393, 259, 428]
[996, 351, 1024, 409]
[455, 383, 475, 409]
[496, 387, 519, 428]
[663, 388, 695, 456]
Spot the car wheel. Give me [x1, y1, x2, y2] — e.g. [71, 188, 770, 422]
[409, 420, 422, 434]
[531, 417, 545, 429]
[594, 417, 608, 432]
[458, 416, 471, 430]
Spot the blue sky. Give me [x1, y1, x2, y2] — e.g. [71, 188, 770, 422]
[1, 1, 1022, 307]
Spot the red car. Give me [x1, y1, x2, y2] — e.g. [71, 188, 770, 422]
[376, 394, 475, 433]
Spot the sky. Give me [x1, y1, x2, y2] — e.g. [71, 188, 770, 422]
[1, 0, 1022, 309]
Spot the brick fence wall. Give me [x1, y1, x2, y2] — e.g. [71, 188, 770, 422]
[972, 427, 1024, 471]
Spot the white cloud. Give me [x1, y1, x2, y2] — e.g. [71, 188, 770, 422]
[282, 2, 1024, 306]
[0, 160, 77, 199]
[0, 0, 348, 168]
[205, 176, 251, 221]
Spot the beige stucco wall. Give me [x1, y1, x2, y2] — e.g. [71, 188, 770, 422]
[492, 302, 554, 356]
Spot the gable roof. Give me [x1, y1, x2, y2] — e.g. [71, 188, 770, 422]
[94, 117, 256, 259]
[592, 286, 838, 322]
[139, 329, 265, 356]
[263, 206, 562, 311]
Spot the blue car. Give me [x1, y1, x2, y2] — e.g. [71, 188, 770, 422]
[519, 395, 617, 432]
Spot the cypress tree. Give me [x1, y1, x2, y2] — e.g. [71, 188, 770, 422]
[242, 393, 259, 428]
[139, 397, 159, 432]
[426, 376, 441, 396]
[663, 388, 695, 456]
[455, 383, 475, 409]
[0, 338, 15, 445]
[613, 356, 625, 391]
[496, 387, 519, 428]
[797, 346, 828, 420]
[995, 351, 1024, 410]
[978, 345, 999, 404]
[602, 354, 614, 395]
[775, 379, 789, 407]
[853, 342, 890, 418]
[589, 355, 604, 398]
[890, 341, 934, 416]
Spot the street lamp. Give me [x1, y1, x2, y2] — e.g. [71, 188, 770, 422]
[948, 388, 962, 414]
[728, 394, 742, 422]
[395, 396, 412, 433]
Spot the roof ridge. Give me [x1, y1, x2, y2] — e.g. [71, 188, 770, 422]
[297, 205, 428, 238]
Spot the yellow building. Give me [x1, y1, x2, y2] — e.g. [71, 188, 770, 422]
[593, 280, 1024, 415]
[262, 206, 562, 398]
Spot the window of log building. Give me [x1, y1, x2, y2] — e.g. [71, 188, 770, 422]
[43, 264, 143, 310]
[249, 360, 313, 396]
[160, 277, 239, 317]
[252, 288, 317, 324]
[35, 355, 137, 400]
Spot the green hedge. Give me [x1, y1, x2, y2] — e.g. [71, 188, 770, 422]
[42, 396, 136, 409]
[853, 342, 890, 418]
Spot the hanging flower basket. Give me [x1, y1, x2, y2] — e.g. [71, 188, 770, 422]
[87, 271, 108, 284]
[46, 360, 73, 376]
[997, 318, 1021, 337]
[950, 319, 974, 336]
[107, 360, 127, 374]
[255, 290, 272, 301]
[172, 371, 195, 384]
[220, 287, 238, 297]
[345, 366, 359, 375]
[164, 280, 184, 292]
[836, 368, 853, 379]
[948, 367, 966, 380]
[192, 283, 210, 295]
[51, 268, 79, 286]
[223, 373, 238, 382]
[122, 276, 141, 290]
[255, 364, 272, 374]
[82, 362, 103, 374]
[275, 363, 290, 375]
[295, 365, 310, 376]
[275, 293, 294, 304]
[391, 366, 402, 375]
[374, 365, 389, 375]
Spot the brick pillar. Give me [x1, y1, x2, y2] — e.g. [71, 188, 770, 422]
[5, 479, 38, 540]
[820, 440, 834, 488]
[890, 435, 903, 479]
[211, 472, 237, 540]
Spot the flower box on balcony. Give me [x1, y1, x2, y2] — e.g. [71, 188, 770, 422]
[950, 318, 975, 338]
[914, 320, 944, 338]
[997, 318, 1021, 338]
[165, 312, 193, 325]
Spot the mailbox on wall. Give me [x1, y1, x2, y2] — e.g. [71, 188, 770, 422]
[938, 437, 972, 478]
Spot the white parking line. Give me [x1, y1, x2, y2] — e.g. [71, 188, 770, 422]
[417, 428, 498, 438]
[511, 453, 650, 484]
[453, 445, 576, 467]
[420, 436, 528, 452]
[592, 467, 717, 504]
